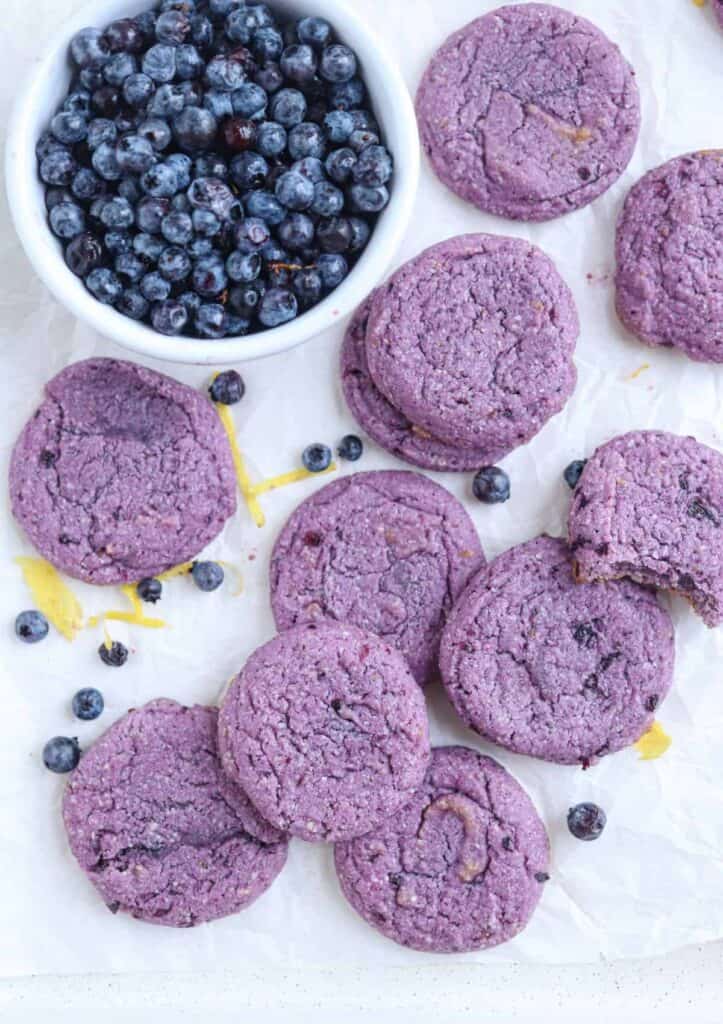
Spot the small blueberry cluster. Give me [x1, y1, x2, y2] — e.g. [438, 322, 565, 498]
[37, 2, 393, 339]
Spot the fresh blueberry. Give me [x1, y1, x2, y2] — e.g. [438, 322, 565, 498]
[118, 177, 141, 203]
[195, 303, 227, 338]
[187, 176, 238, 218]
[86, 267, 123, 304]
[567, 803, 607, 842]
[280, 44, 317, 84]
[190, 12, 214, 50]
[192, 560, 225, 591]
[337, 434, 363, 461]
[87, 118, 117, 150]
[234, 216, 270, 248]
[140, 270, 172, 301]
[65, 232, 103, 276]
[225, 7, 256, 44]
[318, 252, 348, 289]
[115, 288, 149, 320]
[210, 0, 238, 17]
[192, 207, 222, 236]
[136, 196, 171, 233]
[194, 152, 229, 180]
[40, 149, 77, 186]
[50, 111, 88, 145]
[229, 281, 265, 317]
[277, 212, 314, 251]
[172, 106, 218, 151]
[254, 61, 284, 94]
[254, 120, 286, 159]
[135, 11, 159, 42]
[269, 88, 307, 127]
[227, 249, 261, 282]
[178, 289, 202, 314]
[287, 121, 325, 161]
[472, 466, 511, 504]
[134, 231, 165, 263]
[105, 17, 145, 54]
[72, 687, 104, 721]
[63, 90, 92, 118]
[325, 147, 356, 184]
[79, 67, 104, 91]
[114, 252, 145, 283]
[348, 216, 370, 253]
[90, 84, 121, 118]
[229, 150, 269, 189]
[138, 117, 173, 152]
[316, 216, 352, 253]
[161, 211, 193, 245]
[141, 162, 180, 197]
[176, 43, 205, 80]
[102, 52, 138, 87]
[564, 460, 587, 489]
[323, 109, 354, 144]
[231, 82, 267, 118]
[45, 187, 73, 210]
[302, 443, 332, 472]
[320, 44, 357, 83]
[49, 201, 86, 239]
[205, 54, 245, 91]
[224, 312, 250, 335]
[192, 254, 228, 296]
[349, 183, 389, 213]
[352, 144, 393, 186]
[100, 196, 134, 228]
[209, 369, 245, 404]
[15, 610, 50, 643]
[152, 299, 189, 334]
[71, 167, 103, 200]
[158, 245, 192, 281]
[143, 43, 177, 83]
[222, 116, 257, 152]
[259, 286, 297, 326]
[292, 267, 322, 307]
[297, 16, 332, 49]
[70, 28, 110, 69]
[292, 156, 326, 182]
[275, 169, 314, 210]
[166, 152, 193, 189]
[147, 83, 187, 118]
[203, 88, 234, 119]
[252, 26, 283, 62]
[311, 180, 343, 217]
[329, 77, 365, 111]
[137, 577, 163, 603]
[156, 9, 191, 45]
[43, 736, 81, 773]
[36, 130, 66, 161]
[91, 142, 121, 181]
[348, 128, 379, 153]
[245, 189, 285, 224]
[98, 640, 129, 667]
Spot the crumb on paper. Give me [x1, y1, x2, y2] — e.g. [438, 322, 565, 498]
[635, 721, 672, 761]
[625, 363, 651, 381]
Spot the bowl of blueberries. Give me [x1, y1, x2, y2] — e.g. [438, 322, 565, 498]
[6, 0, 418, 363]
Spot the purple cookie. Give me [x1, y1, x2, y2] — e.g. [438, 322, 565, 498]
[341, 294, 502, 471]
[63, 700, 288, 927]
[218, 623, 431, 842]
[270, 470, 485, 686]
[715, 1, 723, 30]
[364, 234, 578, 451]
[568, 431, 723, 627]
[416, 3, 640, 221]
[439, 536, 674, 766]
[334, 746, 549, 953]
[10, 358, 236, 584]
[615, 152, 723, 363]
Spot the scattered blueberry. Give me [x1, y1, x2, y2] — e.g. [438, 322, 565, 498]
[302, 443, 333, 473]
[567, 803, 607, 842]
[473, 466, 511, 504]
[209, 369, 245, 405]
[191, 560, 224, 592]
[337, 434, 363, 461]
[98, 640, 129, 667]
[15, 610, 50, 644]
[564, 459, 587, 489]
[43, 736, 81, 774]
[72, 687, 104, 721]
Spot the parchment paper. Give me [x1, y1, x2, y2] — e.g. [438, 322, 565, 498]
[1, 0, 722, 976]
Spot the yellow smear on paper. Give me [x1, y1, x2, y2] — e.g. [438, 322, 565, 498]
[692, 0, 706, 9]
[15, 557, 84, 641]
[635, 721, 672, 761]
[249, 463, 336, 496]
[626, 363, 651, 381]
[215, 402, 266, 528]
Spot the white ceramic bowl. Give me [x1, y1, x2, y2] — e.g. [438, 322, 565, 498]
[5, 0, 419, 364]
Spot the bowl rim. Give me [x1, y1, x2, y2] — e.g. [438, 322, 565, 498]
[5, 0, 419, 365]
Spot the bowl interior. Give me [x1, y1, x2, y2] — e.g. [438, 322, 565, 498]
[6, 0, 419, 364]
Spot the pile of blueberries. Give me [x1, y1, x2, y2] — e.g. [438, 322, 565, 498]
[37, 1, 393, 338]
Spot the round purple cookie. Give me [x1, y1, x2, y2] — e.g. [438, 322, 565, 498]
[415, 3, 640, 222]
[364, 235, 578, 451]
[341, 295, 502, 471]
[568, 431, 723, 628]
[439, 536, 674, 766]
[218, 623, 431, 842]
[714, 1, 723, 30]
[63, 699, 288, 927]
[615, 152, 723, 363]
[334, 746, 549, 953]
[270, 470, 485, 686]
[10, 358, 236, 585]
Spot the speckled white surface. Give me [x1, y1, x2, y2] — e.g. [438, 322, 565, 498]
[2, 0, 723, 1016]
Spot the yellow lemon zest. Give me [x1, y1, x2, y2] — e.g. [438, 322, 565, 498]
[635, 721, 672, 761]
[87, 584, 166, 630]
[156, 561, 194, 582]
[102, 624, 113, 651]
[626, 363, 651, 381]
[692, 0, 706, 8]
[249, 462, 337, 496]
[15, 557, 83, 641]
[214, 402, 266, 528]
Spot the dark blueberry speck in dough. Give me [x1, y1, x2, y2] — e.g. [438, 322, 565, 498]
[439, 536, 674, 765]
[568, 430, 723, 627]
[63, 700, 288, 927]
[334, 746, 549, 953]
[364, 234, 578, 452]
[218, 623, 431, 843]
[615, 152, 723, 363]
[9, 359, 236, 585]
[415, 3, 640, 221]
[270, 470, 485, 686]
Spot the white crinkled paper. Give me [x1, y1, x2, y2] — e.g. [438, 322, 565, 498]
[1, 0, 722, 977]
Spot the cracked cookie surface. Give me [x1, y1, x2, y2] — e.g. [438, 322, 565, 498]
[615, 152, 723, 363]
[439, 536, 674, 765]
[415, 3, 640, 221]
[10, 358, 236, 585]
[218, 623, 431, 842]
[568, 431, 723, 627]
[364, 235, 578, 451]
[341, 295, 501, 471]
[270, 470, 485, 686]
[63, 699, 288, 927]
[334, 745, 548, 952]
